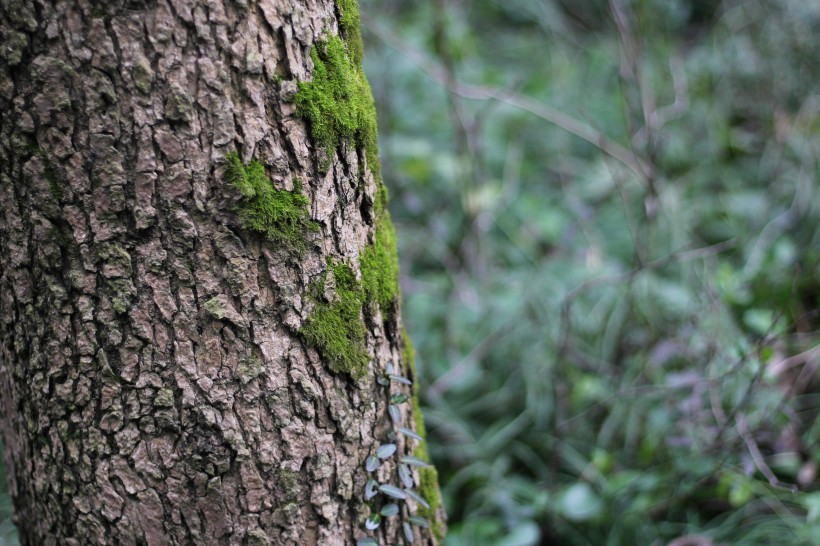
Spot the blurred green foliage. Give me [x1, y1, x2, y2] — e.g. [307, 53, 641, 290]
[360, 0, 820, 544]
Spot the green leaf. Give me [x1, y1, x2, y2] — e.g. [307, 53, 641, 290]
[378, 484, 407, 499]
[400, 456, 429, 467]
[365, 456, 380, 472]
[403, 521, 414, 543]
[389, 374, 412, 385]
[398, 427, 423, 441]
[559, 483, 603, 522]
[388, 404, 401, 423]
[403, 488, 430, 509]
[398, 463, 413, 488]
[376, 443, 397, 459]
[409, 515, 429, 528]
[380, 503, 400, 517]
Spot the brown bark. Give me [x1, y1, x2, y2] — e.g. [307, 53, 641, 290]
[0, 1, 444, 544]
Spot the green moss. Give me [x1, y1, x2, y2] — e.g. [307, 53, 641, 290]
[300, 259, 370, 378]
[404, 329, 445, 540]
[335, 0, 364, 67]
[360, 212, 400, 311]
[225, 152, 319, 254]
[294, 35, 380, 181]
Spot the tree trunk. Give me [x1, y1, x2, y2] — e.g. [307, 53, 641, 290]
[0, 1, 445, 544]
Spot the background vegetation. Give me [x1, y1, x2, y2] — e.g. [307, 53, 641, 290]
[362, 0, 819, 544]
[1, 0, 818, 544]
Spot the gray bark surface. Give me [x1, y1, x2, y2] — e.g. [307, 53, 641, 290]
[0, 0, 443, 544]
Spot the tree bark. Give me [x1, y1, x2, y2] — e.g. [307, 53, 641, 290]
[0, 1, 445, 544]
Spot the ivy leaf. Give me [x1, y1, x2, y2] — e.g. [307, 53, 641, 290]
[400, 456, 429, 467]
[389, 374, 412, 385]
[380, 503, 400, 517]
[409, 516, 430, 528]
[365, 455, 380, 472]
[388, 404, 401, 423]
[378, 484, 407, 499]
[376, 443, 397, 459]
[398, 427, 423, 441]
[365, 479, 379, 500]
[390, 393, 409, 404]
[398, 463, 414, 488]
[404, 488, 430, 509]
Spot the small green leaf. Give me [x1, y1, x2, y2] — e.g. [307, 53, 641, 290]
[404, 488, 430, 509]
[388, 404, 401, 423]
[409, 516, 429, 528]
[398, 427, 422, 441]
[380, 503, 400, 517]
[400, 456, 429, 467]
[376, 443, 397, 459]
[365, 456, 380, 472]
[389, 374, 412, 385]
[398, 463, 414, 488]
[390, 393, 409, 404]
[403, 521, 414, 543]
[378, 484, 407, 499]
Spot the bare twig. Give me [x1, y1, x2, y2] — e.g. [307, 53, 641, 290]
[736, 414, 798, 492]
[363, 17, 653, 179]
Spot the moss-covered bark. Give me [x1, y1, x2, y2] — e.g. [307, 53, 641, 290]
[0, 0, 444, 544]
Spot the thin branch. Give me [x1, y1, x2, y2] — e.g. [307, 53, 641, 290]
[363, 17, 653, 179]
[736, 414, 798, 493]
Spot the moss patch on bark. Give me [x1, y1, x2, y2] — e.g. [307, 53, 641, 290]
[335, 0, 364, 67]
[360, 212, 400, 312]
[301, 259, 370, 378]
[225, 152, 318, 254]
[294, 35, 380, 181]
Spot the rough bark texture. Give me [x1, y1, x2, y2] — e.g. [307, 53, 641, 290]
[0, 0, 445, 544]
